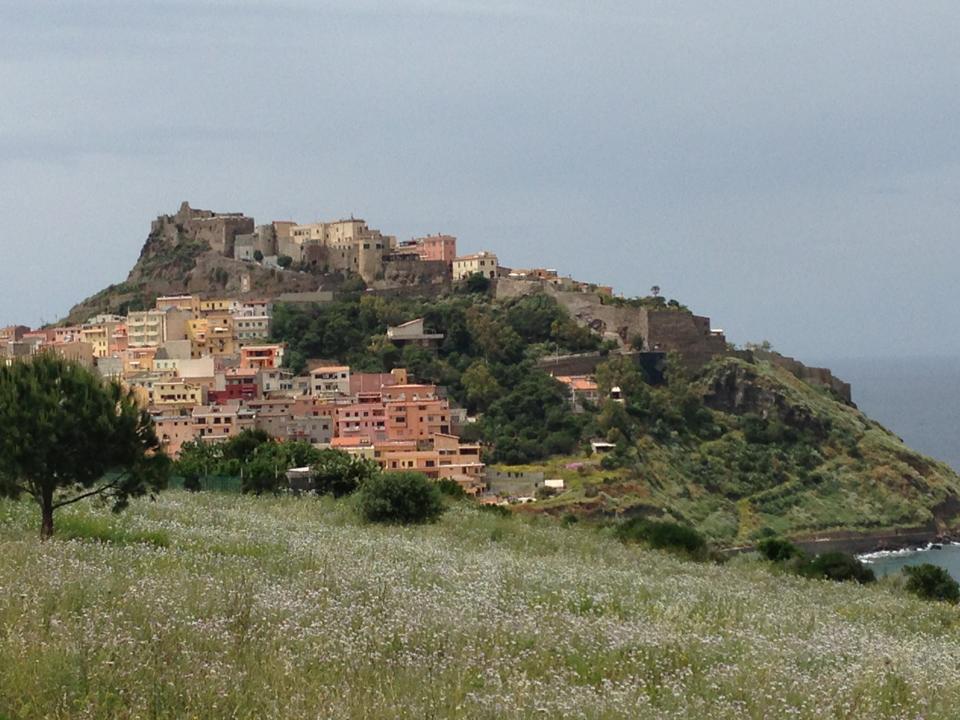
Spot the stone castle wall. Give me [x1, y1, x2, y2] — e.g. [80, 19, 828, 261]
[497, 278, 728, 370]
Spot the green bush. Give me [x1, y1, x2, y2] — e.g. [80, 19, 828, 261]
[435, 478, 467, 499]
[478, 503, 512, 518]
[903, 563, 960, 603]
[796, 552, 875, 584]
[757, 537, 801, 562]
[357, 472, 446, 525]
[312, 449, 379, 498]
[615, 517, 707, 559]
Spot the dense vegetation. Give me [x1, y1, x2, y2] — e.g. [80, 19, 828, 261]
[533, 356, 960, 544]
[271, 288, 600, 464]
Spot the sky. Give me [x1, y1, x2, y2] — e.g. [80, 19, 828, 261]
[1, 0, 959, 359]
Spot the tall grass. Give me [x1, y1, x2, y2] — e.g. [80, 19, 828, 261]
[0, 492, 959, 718]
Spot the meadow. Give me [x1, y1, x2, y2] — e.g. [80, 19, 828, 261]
[1, 492, 960, 719]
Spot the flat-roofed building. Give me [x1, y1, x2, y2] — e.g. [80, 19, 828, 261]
[193, 402, 256, 443]
[310, 365, 351, 397]
[153, 380, 206, 408]
[127, 308, 190, 348]
[453, 251, 499, 280]
[240, 344, 283, 370]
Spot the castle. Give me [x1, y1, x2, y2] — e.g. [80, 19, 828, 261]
[154, 203, 464, 284]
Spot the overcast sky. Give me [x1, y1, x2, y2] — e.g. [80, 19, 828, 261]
[1, 0, 958, 359]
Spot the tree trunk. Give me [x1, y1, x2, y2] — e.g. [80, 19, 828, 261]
[40, 487, 54, 540]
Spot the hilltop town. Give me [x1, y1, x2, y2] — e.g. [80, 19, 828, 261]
[2, 202, 954, 532]
[1, 202, 738, 492]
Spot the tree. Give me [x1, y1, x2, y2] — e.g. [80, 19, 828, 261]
[277, 255, 293, 269]
[596, 356, 648, 403]
[175, 439, 220, 491]
[311, 448, 378, 497]
[0, 355, 170, 538]
[356, 471, 446, 524]
[221, 429, 272, 464]
[650, 285, 661, 297]
[796, 552, 875, 584]
[461, 360, 502, 412]
[903, 564, 960, 603]
[253, 249, 264, 262]
[463, 272, 490, 294]
[757, 537, 801, 562]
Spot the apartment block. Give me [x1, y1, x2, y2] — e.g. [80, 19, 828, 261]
[311, 365, 351, 397]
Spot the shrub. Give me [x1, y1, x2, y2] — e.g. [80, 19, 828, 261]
[312, 449, 378, 498]
[463, 272, 490, 294]
[615, 517, 707, 559]
[757, 537, 801, 562]
[435, 478, 467, 499]
[796, 552, 875, 584]
[903, 563, 960, 603]
[357, 472, 446, 525]
[478, 503, 512, 518]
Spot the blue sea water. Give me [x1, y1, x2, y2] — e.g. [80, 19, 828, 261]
[813, 356, 960, 579]
[862, 544, 960, 581]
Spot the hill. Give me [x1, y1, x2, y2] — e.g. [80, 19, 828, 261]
[1, 490, 958, 719]
[53, 203, 960, 544]
[269, 291, 960, 545]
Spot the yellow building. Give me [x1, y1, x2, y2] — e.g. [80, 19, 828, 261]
[195, 298, 233, 317]
[152, 381, 206, 408]
[188, 313, 235, 358]
[155, 295, 195, 313]
[121, 347, 162, 377]
[80, 318, 123, 359]
[452, 251, 499, 280]
[283, 218, 396, 282]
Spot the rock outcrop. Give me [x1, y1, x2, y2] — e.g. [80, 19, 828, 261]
[62, 203, 321, 324]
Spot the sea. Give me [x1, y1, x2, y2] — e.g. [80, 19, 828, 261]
[814, 356, 960, 578]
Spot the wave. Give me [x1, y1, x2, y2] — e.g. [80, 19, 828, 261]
[858, 541, 960, 563]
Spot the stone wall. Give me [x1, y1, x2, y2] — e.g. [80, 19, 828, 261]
[644, 310, 728, 371]
[378, 258, 450, 287]
[537, 351, 667, 384]
[497, 279, 729, 371]
[750, 350, 853, 404]
[485, 468, 545, 497]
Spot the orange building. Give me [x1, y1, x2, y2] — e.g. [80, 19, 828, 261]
[336, 394, 388, 442]
[385, 397, 451, 441]
[240, 344, 284, 370]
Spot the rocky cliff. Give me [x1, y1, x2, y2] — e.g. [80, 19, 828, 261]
[62, 203, 320, 324]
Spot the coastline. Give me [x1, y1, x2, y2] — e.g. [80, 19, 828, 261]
[725, 525, 959, 557]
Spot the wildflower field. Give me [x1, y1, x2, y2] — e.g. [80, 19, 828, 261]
[1, 493, 959, 719]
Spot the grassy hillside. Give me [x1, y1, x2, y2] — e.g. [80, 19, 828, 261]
[267, 292, 960, 543]
[515, 357, 960, 545]
[1, 492, 960, 718]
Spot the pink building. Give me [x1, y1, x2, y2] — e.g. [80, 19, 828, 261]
[153, 412, 198, 458]
[336, 394, 388, 442]
[398, 234, 457, 264]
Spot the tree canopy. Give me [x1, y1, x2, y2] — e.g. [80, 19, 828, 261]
[0, 354, 170, 537]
